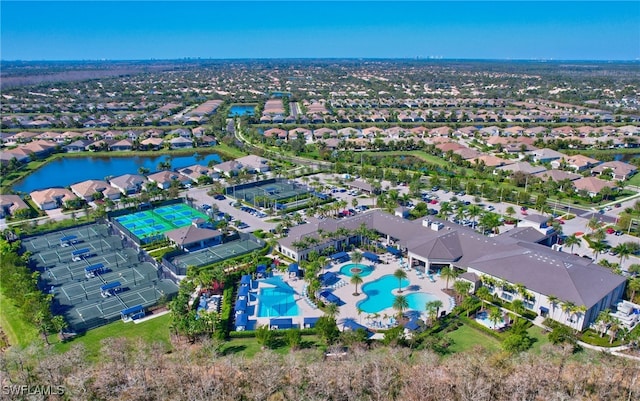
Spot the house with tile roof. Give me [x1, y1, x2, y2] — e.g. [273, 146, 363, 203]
[70, 179, 121, 202]
[495, 161, 547, 175]
[551, 154, 600, 172]
[572, 177, 617, 197]
[109, 174, 148, 195]
[533, 169, 581, 183]
[530, 148, 566, 164]
[591, 161, 637, 181]
[30, 188, 78, 210]
[178, 164, 220, 182]
[0, 195, 30, 218]
[147, 171, 192, 190]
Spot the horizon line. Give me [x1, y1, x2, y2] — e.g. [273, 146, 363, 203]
[3, 57, 640, 63]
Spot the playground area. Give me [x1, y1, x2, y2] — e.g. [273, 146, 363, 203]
[172, 236, 264, 270]
[22, 223, 178, 332]
[226, 178, 311, 208]
[114, 203, 208, 243]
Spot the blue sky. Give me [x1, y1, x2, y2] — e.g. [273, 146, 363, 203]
[2, 1, 639, 60]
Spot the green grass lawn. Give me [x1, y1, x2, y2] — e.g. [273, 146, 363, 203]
[526, 325, 550, 353]
[53, 313, 172, 360]
[215, 143, 248, 159]
[446, 323, 501, 354]
[627, 173, 640, 187]
[0, 290, 41, 348]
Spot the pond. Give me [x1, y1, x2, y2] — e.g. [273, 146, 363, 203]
[13, 153, 222, 193]
[228, 105, 256, 117]
[613, 153, 637, 163]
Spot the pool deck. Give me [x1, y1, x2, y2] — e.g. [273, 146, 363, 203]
[330, 252, 454, 329]
[252, 274, 323, 329]
[249, 251, 454, 330]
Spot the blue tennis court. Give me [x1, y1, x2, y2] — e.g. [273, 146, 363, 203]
[114, 203, 208, 243]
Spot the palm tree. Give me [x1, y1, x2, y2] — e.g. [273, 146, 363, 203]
[453, 280, 471, 303]
[590, 240, 608, 261]
[392, 294, 409, 320]
[608, 318, 621, 344]
[563, 234, 581, 254]
[467, 204, 482, 225]
[628, 278, 640, 301]
[425, 299, 443, 324]
[587, 217, 600, 233]
[479, 212, 501, 234]
[547, 295, 559, 319]
[438, 201, 453, 219]
[350, 273, 363, 296]
[612, 242, 632, 268]
[325, 302, 339, 319]
[505, 206, 516, 222]
[440, 266, 457, 290]
[594, 310, 612, 338]
[561, 301, 575, 325]
[393, 268, 407, 293]
[488, 307, 503, 330]
[351, 250, 363, 265]
[460, 296, 479, 317]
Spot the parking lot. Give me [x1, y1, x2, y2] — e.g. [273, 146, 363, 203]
[185, 187, 278, 233]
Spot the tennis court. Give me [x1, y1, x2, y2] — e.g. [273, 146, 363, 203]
[114, 203, 208, 242]
[24, 223, 178, 332]
[172, 237, 264, 270]
[226, 178, 311, 205]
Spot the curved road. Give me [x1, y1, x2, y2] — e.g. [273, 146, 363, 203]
[234, 121, 332, 170]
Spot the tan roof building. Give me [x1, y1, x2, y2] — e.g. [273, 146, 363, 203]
[70, 179, 121, 201]
[0, 194, 30, 218]
[591, 161, 637, 181]
[165, 225, 223, 251]
[572, 177, 617, 196]
[551, 154, 600, 172]
[30, 188, 78, 210]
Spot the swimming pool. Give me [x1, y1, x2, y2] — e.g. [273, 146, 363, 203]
[257, 286, 300, 317]
[475, 311, 506, 330]
[339, 263, 374, 278]
[357, 274, 440, 314]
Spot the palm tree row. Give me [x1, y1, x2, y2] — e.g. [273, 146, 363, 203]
[291, 223, 379, 255]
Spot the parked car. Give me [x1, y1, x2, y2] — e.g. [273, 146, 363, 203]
[213, 194, 226, 200]
[606, 227, 615, 234]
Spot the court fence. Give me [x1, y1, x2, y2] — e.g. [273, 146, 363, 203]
[162, 232, 266, 275]
[109, 198, 188, 246]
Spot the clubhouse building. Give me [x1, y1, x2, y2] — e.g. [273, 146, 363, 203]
[277, 210, 626, 331]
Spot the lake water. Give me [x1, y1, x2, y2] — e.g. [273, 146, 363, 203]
[14, 153, 222, 193]
[228, 105, 256, 117]
[613, 153, 637, 163]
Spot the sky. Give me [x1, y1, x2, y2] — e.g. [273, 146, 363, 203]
[1, 1, 639, 61]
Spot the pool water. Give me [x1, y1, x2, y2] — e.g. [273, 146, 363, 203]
[357, 274, 439, 314]
[340, 263, 374, 277]
[257, 286, 300, 317]
[475, 311, 506, 330]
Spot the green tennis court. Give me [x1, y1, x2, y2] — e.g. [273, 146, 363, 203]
[173, 237, 264, 270]
[115, 203, 208, 242]
[226, 178, 311, 205]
